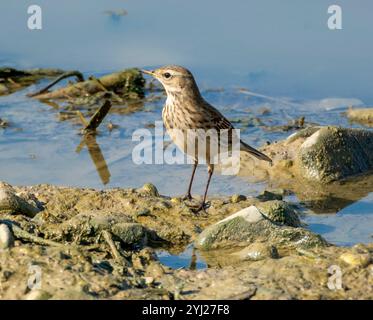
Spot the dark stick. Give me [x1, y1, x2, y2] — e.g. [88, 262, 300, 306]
[27, 70, 84, 97]
[83, 99, 112, 132]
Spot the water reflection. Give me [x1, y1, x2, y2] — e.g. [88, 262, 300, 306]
[157, 245, 207, 270]
[76, 133, 111, 185]
[282, 174, 373, 214]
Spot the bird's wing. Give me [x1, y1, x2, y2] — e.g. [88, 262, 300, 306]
[201, 100, 272, 163]
[200, 100, 234, 130]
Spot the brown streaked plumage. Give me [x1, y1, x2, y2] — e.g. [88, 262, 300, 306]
[142, 65, 272, 212]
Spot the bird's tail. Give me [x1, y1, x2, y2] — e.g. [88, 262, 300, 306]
[240, 140, 272, 163]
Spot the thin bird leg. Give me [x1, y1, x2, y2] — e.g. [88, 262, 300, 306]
[182, 160, 198, 201]
[192, 164, 214, 213]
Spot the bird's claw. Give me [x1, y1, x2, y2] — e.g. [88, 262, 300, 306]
[190, 201, 210, 214]
[182, 193, 193, 201]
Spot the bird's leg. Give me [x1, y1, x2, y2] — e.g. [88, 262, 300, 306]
[192, 164, 214, 213]
[182, 160, 198, 201]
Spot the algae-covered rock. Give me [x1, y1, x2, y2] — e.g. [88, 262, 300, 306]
[111, 222, 148, 245]
[240, 126, 373, 185]
[298, 127, 373, 183]
[32, 68, 145, 100]
[0, 182, 40, 218]
[195, 202, 326, 251]
[256, 200, 301, 227]
[238, 126, 373, 213]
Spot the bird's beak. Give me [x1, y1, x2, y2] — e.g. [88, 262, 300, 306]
[141, 69, 155, 77]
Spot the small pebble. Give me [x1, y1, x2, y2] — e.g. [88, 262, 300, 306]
[231, 194, 247, 203]
[339, 252, 371, 268]
[257, 190, 283, 201]
[171, 197, 181, 204]
[25, 289, 52, 300]
[140, 183, 159, 197]
[144, 277, 154, 285]
[0, 223, 15, 249]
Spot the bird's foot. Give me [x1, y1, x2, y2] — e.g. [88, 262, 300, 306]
[190, 201, 210, 214]
[182, 193, 193, 201]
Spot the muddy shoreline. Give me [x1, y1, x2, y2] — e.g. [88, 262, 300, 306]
[0, 182, 372, 300]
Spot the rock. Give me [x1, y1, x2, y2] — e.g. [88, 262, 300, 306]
[139, 183, 159, 197]
[257, 190, 283, 201]
[170, 197, 182, 204]
[346, 108, 373, 127]
[134, 209, 151, 218]
[0, 182, 40, 217]
[218, 205, 264, 224]
[339, 252, 371, 268]
[111, 222, 147, 245]
[230, 194, 247, 203]
[196, 202, 326, 251]
[256, 200, 301, 227]
[0, 223, 15, 249]
[25, 289, 52, 300]
[298, 127, 373, 183]
[233, 242, 279, 261]
[239, 127, 373, 212]
[144, 276, 155, 285]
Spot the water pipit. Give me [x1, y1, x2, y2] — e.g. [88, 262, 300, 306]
[142, 65, 272, 213]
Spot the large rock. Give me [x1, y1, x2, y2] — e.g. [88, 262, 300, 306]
[298, 127, 373, 183]
[195, 201, 327, 251]
[240, 126, 373, 184]
[238, 126, 373, 212]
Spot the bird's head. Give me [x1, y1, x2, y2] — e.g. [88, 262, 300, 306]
[141, 65, 199, 95]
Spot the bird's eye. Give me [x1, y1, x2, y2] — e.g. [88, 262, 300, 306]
[163, 72, 172, 79]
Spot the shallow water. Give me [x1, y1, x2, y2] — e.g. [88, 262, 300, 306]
[1, 1, 373, 252]
[1, 68, 373, 250]
[157, 246, 207, 270]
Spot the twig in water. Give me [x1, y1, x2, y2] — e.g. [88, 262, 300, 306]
[27, 71, 84, 97]
[83, 99, 112, 132]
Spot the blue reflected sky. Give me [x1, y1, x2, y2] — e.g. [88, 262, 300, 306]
[1, 0, 373, 102]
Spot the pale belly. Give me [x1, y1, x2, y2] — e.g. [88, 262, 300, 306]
[162, 107, 235, 165]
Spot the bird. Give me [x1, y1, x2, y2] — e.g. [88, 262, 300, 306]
[142, 65, 272, 212]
